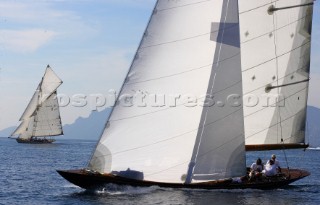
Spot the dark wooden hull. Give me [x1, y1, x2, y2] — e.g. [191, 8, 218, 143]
[16, 138, 55, 144]
[57, 168, 310, 190]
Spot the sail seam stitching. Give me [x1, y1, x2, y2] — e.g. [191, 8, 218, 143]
[244, 87, 307, 119]
[140, 24, 238, 49]
[245, 108, 307, 141]
[241, 14, 311, 44]
[156, 0, 213, 12]
[97, 107, 242, 158]
[145, 133, 243, 178]
[126, 53, 240, 85]
[242, 41, 310, 72]
[110, 81, 241, 122]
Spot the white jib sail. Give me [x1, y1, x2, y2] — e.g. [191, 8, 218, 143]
[239, 0, 314, 147]
[89, 0, 246, 183]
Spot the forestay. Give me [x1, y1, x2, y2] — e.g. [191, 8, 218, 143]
[89, 0, 246, 183]
[239, 0, 314, 150]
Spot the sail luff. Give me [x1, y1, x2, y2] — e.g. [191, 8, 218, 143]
[11, 118, 31, 136]
[17, 117, 35, 140]
[87, 0, 160, 168]
[19, 88, 40, 121]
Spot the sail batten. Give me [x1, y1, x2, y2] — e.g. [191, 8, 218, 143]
[239, 0, 314, 150]
[269, 2, 314, 13]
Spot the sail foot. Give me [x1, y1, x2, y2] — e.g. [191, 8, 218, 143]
[245, 143, 309, 151]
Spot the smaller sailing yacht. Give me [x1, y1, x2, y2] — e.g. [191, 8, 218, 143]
[10, 65, 63, 144]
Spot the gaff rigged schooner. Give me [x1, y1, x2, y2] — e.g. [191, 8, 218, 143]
[58, 0, 314, 189]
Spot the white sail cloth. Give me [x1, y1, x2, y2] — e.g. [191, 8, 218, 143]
[12, 66, 63, 139]
[89, 0, 246, 183]
[239, 0, 314, 147]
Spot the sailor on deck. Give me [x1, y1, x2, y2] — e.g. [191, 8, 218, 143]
[263, 159, 278, 177]
[267, 154, 281, 173]
[249, 158, 264, 180]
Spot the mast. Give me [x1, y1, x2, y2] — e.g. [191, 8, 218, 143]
[239, 0, 314, 151]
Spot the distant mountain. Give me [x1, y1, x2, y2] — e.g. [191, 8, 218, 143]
[0, 106, 319, 144]
[307, 106, 320, 148]
[62, 108, 111, 140]
[0, 126, 16, 138]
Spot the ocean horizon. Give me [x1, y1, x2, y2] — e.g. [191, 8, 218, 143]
[0, 138, 319, 205]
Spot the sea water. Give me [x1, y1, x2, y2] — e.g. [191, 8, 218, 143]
[0, 138, 319, 205]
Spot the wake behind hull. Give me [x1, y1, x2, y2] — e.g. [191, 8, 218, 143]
[57, 168, 309, 190]
[16, 138, 55, 144]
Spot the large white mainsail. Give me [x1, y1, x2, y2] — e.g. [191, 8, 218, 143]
[89, 0, 246, 184]
[239, 0, 314, 150]
[11, 65, 63, 140]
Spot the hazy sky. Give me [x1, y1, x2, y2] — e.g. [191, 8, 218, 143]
[0, 0, 319, 130]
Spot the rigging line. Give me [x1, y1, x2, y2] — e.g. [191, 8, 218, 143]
[306, 114, 310, 146]
[110, 80, 241, 122]
[140, 24, 238, 49]
[126, 53, 240, 85]
[269, 134, 306, 145]
[239, 0, 280, 14]
[271, 1, 289, 170]
[194, 73, 216, 163]
[268, 2, 314, 13]
[241, 14, 311, 44]
[242, 56, 309, 74]
[32, 85, 43, 138]
[242, 40, 311, 72]
[243, 64, 310, 95]
[244, 86, 307, 119]
[96, 108, 242, 159]
[266, 78, 310, 91]
[245, 108, 306, 141]
[95, 129, 197, 159]
[156, 0, 213, 12]
[145, 133, 244, 178]
[185, 0, 230, 179]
